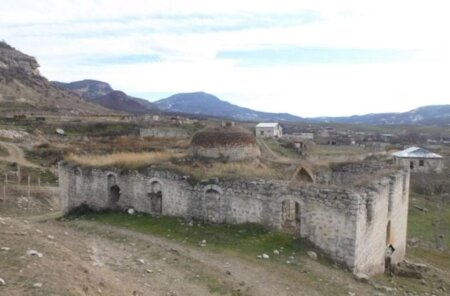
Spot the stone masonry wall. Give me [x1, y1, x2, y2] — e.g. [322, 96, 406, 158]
[59, 163, 409, 275]
[353, 170, 410, 275]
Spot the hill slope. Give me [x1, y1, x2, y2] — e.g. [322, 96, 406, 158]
[0, 41, 114, 115]
[53, 80, 158, 115]
[313, 105, 450, 125]
[155, 92, 302, 121]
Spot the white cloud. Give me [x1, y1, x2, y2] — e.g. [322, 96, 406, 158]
[1, 0, 449, 116]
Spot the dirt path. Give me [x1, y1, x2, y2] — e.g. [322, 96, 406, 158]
[257, 139, 296, 164]
[0, 141, 40, 168]
[0, 212, 377, 296]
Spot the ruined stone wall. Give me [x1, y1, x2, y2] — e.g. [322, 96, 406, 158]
[58, 163, 409, 275]
[353, 170, 409, 275]
[140, 127, 190, 139]
[190, 144, 261, 161]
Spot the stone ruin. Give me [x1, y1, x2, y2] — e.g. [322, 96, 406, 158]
[59, 156, 410, 276]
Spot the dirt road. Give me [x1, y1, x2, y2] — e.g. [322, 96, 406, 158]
[0, 214, 375, 296]
[0, 141, 40, 168]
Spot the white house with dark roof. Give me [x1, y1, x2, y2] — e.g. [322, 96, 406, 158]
[255, 122, 283, 138]
[393, 146, 443, 173]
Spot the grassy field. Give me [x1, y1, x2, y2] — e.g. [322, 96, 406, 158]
[76, 212, 332, 268]
[0, 143, 8, 156]
[407, 194, 450, 271]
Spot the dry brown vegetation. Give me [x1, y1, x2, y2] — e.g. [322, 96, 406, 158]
[172, 161, 283, 180]
[191, 126, 256, 147]
[67, 151, 187, 168]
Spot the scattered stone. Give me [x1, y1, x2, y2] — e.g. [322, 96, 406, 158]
[0, 278, 5, 286]
[137, 259, 145, 265]
[286, 260, 291, 264]
[47, 235, 55, 240]
[257, 255, 262, 259]
[307, 251, 317, 260]
[0, 247, 10, 251]
[56, 128, 65, 135]
[273, 249, 280, 255]
[26, 250, 43, 258]
[262, 253, 270, 259]
[128, 208, 136, 215]
[353, 273, 369, 283]
[33, 282, 43, 288]
[348, 292, 355, 296]
[145, 269, 153, 274]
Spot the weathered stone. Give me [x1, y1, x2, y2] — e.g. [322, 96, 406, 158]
[307, 251, 318, 260]
[59, 162, 410, 276]
[353, 273, 369, 283]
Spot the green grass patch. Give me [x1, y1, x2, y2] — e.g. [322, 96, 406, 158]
[77, 212, 330, 267]
[408, 195, 450, 248]
[61, 122, 140, 137]
[0, 144, 8, 156]
[262, 138, 301, 159]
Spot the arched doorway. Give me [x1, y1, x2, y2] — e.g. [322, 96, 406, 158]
[204, 188, 221, 223]
[107, 174, 120, 208]
[281, 199, 301, 235]
[293, 167, 314, 183]
[148, 180, 163, 215]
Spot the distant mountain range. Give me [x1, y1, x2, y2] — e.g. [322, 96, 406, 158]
[154, 92, 450, 125]
[4, 39, 444, 125]
[154, 92, 302, 121]
[52, 80, 158, 114]
[312, 105, 450, 125]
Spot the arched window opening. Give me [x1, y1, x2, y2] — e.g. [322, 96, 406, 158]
[294, 167, 314, 183]
[148, 181, 163, 215]
[386, 221, 391, 245]
[281, 200, 301, 235]
[204, 187, 221, 223]
[366, 199, 373, 224]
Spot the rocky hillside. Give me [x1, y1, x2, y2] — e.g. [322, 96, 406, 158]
[0, 41, 114, 115]
[53, 80, 158, 114]
[92, 90, 158, 114]
[52, 80, 113, 100]
[312, 105, 450, 125]
[155, 92, 302, 121]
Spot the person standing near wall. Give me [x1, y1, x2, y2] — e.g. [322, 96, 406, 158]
[384, 244, 396, 276]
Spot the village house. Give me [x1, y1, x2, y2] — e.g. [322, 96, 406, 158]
[255, 122, 283, 138]
[393, 146, 444, 173]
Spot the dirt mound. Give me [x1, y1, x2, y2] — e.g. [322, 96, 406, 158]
[191, 126, 256, 148]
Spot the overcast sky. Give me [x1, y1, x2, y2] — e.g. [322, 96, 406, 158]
[1, 1, 449, 117]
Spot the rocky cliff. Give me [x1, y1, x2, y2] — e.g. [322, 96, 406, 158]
[0, 41, 115, 115]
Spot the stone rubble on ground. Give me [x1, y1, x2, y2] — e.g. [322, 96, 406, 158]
[137, 259, 145, 265]
[33, 282, 43, 288]
[262, 253, 270, 259]
[0, 277, 5, 286]
[307, 251, 317, 260]
[1, 247, 10, 251]
[26, 250, 43, 258]
[353, 273, 369, 283]
[273, 249, 280, 255]
[128, 208, 136, 215]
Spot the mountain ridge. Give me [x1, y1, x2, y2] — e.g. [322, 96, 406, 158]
[0, 41, 114, 115]
[53, 80, 158, 114]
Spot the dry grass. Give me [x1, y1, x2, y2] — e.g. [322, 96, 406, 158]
[172, 161, 283, 180]
[67, 151, 186, 168]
